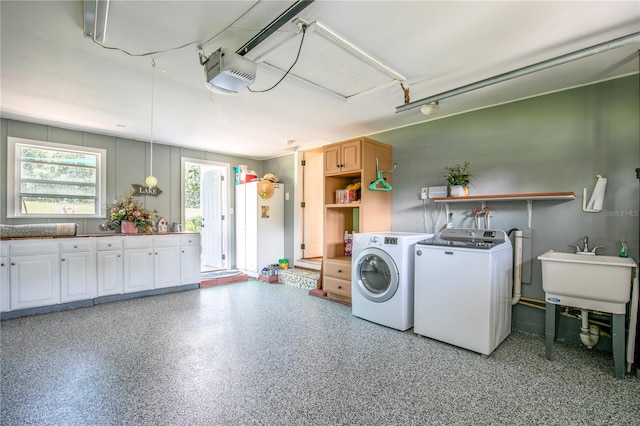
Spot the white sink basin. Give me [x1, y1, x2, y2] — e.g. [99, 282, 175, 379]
[537, 250, 637, 314]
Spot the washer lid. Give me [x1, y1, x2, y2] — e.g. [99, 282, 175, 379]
[418, 228, 508, 249]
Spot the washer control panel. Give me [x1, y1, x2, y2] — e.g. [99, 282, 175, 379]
[383, 237, 398, 245]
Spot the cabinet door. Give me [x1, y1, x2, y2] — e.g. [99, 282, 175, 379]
[60, 251, 97, 302]
[97, 250, 124, 296]
[340, 140, 361, 172]
[1, 256, 9, 312]
[154, 246, 181, 289]
[324, 144, 342, 174]
[10, 254, 60, 310]
[181, 245, 201, 285]
[123, 248, 154, 293]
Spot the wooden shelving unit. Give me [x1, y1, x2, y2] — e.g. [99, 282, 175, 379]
[320, 137, 392, 304]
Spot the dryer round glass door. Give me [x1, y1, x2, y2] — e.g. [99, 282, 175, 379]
[354, 248, 399, 303]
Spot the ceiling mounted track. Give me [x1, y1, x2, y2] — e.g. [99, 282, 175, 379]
[396, 32, 640, 114]
[236, 0, 314, 56]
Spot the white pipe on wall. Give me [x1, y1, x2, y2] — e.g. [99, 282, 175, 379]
[579, 310, 601, 349]
[512, 230, 523, 305]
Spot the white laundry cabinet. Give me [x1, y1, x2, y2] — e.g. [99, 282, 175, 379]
[235, 181, 284, 275]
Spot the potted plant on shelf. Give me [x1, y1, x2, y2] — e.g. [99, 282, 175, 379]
[445, 161, 471, 197]
[100, 190, 156, 234]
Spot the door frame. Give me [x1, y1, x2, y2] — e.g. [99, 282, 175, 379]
[293, 149, 324, 270]
[180, 157, 231, 270]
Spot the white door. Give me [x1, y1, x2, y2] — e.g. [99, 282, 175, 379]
[302, 149, 323, 259]
[202, 168, 224, 269]
[183, 158, 229, 272]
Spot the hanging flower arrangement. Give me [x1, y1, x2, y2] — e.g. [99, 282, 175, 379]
[100, 190, 155, 232]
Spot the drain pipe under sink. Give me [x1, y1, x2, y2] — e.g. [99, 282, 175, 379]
[580, 310, 601, 349]
[512, 230, 523, 305]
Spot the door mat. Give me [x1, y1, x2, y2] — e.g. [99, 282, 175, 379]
[200, 270, 248, 287]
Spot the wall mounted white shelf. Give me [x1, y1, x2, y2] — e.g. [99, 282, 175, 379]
[432, 192, 575, 227]
[432, 192, 575, 203]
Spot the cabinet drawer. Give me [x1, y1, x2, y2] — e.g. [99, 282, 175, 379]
[180, 234, 200, 246]
[96, 237, 123, 251]
[324, 259, 352, 279]
[153, 236, 180, 248]
[60, 239, 93, 252]
[10, 240, 59, 256]
[323, 276, 351, 297]
[123, 236, 152, 249]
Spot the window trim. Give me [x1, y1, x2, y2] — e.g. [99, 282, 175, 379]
[7, 137, 107, 219]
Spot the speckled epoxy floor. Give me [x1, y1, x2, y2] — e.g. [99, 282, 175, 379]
[2, 280, 639, 425]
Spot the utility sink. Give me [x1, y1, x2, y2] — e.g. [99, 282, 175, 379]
[537, 251, 636, 314]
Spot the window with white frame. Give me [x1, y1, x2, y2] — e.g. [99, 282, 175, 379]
[7, 137, 107, 218]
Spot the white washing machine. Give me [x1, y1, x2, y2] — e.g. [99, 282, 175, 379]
[352, 232, 433, 331]
[414, 228, 513, 355]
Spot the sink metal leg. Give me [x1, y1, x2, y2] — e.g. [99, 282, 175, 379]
[612, 313, 625, 379]
[545, 303, 560, 360]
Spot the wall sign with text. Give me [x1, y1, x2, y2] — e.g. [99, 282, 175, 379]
[131, 184, 163, 196]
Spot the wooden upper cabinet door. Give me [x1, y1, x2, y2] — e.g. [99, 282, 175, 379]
[323, 144, 342, 175]
[340, 140, 361, 172]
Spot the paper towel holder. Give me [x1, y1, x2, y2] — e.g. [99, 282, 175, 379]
[582, 174, 607, 213]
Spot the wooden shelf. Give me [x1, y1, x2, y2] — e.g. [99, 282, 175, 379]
[432, 192, 575, 228]
[433, 191, 575, 203]
[325, 203, 361, 208]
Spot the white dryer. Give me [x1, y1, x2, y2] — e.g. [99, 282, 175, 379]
[352, 232, 433, 331]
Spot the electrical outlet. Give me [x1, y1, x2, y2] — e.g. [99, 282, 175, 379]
[420, 187, 429, 200]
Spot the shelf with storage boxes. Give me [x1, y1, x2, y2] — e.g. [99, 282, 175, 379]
[322, 137, 392, 303]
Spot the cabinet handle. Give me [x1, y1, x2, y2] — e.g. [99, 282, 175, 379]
[338, 285, 342, 289]
[1, 263, 5, 267]
[11, 262, 15, 266]
[338, 269, 342, 273]
[118, 254, 121, 258]
[74, 245, 78, 249]
[61, 258, 66, 261]
[149, 252, 153, 255]
[182, 250, 185, 253]
[107, 244, 112, 247]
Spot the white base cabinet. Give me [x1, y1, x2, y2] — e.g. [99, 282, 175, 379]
[1, 243, 9, 312]
[97, 251, 124, 296]
[96, 237, 124, 297]
[154, 236, 181, 289]
[180, 235, 201, 285]
[60, 239, 96, 303]
[10, 253, 60, 310]
[0, 233, 200, 315]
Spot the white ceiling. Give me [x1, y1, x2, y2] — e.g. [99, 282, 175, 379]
[1, 1, 639, 160]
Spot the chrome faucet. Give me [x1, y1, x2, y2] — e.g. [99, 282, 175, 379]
[570, 236, 603, 255]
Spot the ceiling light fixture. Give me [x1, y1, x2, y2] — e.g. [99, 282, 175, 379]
[145, 60, 158, 188]
[420, 102, 439, 116]
[396, 31, 640, 114]
[83, 0, 110, 43]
